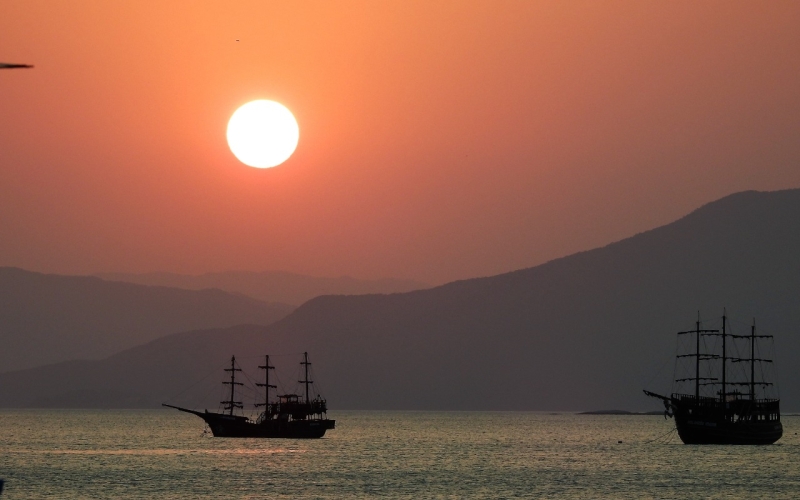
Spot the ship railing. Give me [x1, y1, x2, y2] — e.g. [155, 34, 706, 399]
[671, 393, 718, 403]
[673, 393, 778, 403]
[264, 399, 328, 420]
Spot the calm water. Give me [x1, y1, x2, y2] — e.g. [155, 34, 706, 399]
[1, 410, 799, 498]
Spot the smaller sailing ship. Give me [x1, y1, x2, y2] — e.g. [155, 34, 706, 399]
[164, 352, 335, 439]
[644, 311, 782, 445]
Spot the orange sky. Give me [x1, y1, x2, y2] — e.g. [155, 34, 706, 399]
[1, 1, 799, 284]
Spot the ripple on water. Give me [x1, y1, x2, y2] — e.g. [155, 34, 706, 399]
[1, 410, 799, 499]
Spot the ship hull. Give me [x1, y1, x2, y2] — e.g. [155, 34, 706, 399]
[675, 418, 782, 445]
[204, 415, 335, 439]
[669, 394, 782, 445]
[164, 405, 335, 439]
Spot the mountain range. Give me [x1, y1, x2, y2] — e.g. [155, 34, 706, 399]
[95, 271, 429, 306]
[0, 268, 293, 372]
[2, 189, 800, 411]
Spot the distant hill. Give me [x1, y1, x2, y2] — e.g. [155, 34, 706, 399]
[0, 268, 294, 372]
[96, 270, 429, 306]
[4, 189, 800, 411]
[0, 324, 270, 408]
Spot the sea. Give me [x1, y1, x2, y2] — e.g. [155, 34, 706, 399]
[1, 410, 799, 499]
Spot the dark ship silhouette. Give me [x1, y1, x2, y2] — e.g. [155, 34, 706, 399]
[645, 312, 782, 445]
[164, 352, 335, 438]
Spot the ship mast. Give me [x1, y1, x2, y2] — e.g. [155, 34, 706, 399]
[255, 355, 276, 408]
[222, 356, 243, 416]
[721, 310, 727, 402]
[729, 318, 774, 400]
[676, 312, 718, 398]
[695, 312, 701, 399]
[751, 320, 756, 400]
[300, 352, 312, 404]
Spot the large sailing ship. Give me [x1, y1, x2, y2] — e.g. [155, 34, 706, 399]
[644, 312, 782, 445]
[164, 352, 335, 438]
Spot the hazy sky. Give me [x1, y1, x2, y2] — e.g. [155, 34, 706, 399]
[1, 1, 799, 284]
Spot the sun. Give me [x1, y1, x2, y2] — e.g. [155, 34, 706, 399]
[226, 100, 299, 168]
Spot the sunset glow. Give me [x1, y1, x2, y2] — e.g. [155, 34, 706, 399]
[226, 100, 299, 168]
[1, 1, 799, 283]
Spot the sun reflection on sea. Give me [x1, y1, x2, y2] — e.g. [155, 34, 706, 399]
[1, 410, 799, 498]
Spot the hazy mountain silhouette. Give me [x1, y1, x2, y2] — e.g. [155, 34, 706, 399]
[3, 189, 800, 411]
[0, 268, 294, 372]
[96, 270, 429, 306]
[0, 325, 270, 408]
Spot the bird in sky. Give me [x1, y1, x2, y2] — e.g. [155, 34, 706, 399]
[0, 62, 34, 69]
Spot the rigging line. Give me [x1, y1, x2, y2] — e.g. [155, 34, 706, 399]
[671, 329, 680, 394]
[193, 377, 224, 409]
[665, 427, 678, 445]
[165, 361, 227, 402]
[643, 348, 675, 392]
[726, 314, 757, 331]
[310, 365, 327, 398]
[231, 361, 268, 408]
[644, 426, 677, 445]
[767, 335, 780, 397]
[230, 351, 307, 362]
[237, 364, 259, 388]
[271, 366, 288, 396]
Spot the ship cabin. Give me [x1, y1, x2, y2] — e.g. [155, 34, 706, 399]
[264, 393, 328, 422]
[671, 392, 781, 424]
